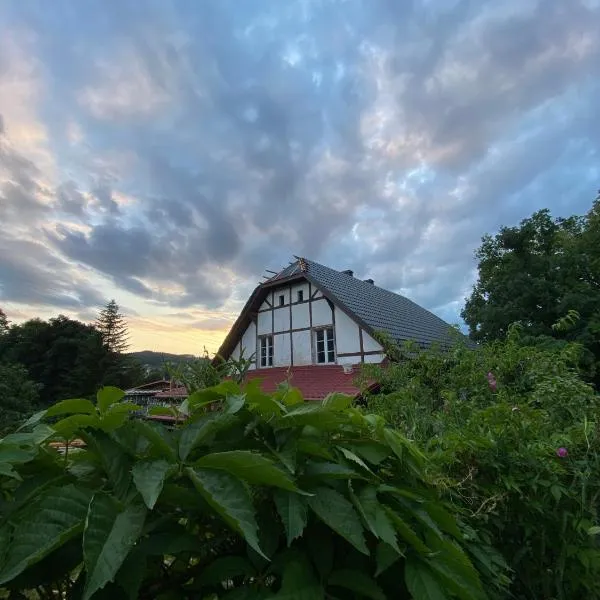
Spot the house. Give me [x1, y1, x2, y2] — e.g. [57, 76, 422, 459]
[123, 379, 186, 417]
[216, 257, 461, 401]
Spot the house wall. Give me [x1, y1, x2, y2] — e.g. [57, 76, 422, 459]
[231, 279, 384, 368]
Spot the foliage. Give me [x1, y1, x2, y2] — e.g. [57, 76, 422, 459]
[363, 331, 600, 599]
[0, 382, 492, 599]
[461, 197, 600, 384]
[0, 316, 110, 406]
[96, 300, 130, 354]
[0, 314, 144, 407]
[0, 363, 40, 436]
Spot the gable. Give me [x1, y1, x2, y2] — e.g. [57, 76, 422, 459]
[217, 274, 384, 366]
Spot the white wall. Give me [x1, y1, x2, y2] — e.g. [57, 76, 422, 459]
[291, 302, 310, 329]
[335, 309, 361, 354]
[312, 298, 333, 326]
[364, 353, 385, 363]
[257, 311, 271, 335]
[292, 330, 311, 365]
[241, 322, 257, 369]
[291, 282, 309, 303]
[274, 333, 291, 366]
[363, 331, 383, 352]
[273, 307, 288, 332]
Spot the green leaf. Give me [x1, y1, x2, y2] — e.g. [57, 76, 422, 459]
[0, 462, 22, 480]
[351, 485, 400, 552]
[186, 467, 265, 558]
[97, 386, 125, 413]
[425, 537, 485, 600]
[52, 414, 98, 437]
[0, 445, 36, 464]
[308, 487, 368, 555]
[322, 392, 352, 411]
[337, 446, 372, 472]
[348, 442, 391, 465]
[375, 542, 403, 576]
[424, 503, 462, 539]
[588, 526, 600, 535]
[1, 424, 54, 447]
[405, 556, 450, 600]
[83, 431, 133, 501]
[132, 459, 175, 509]
[46, 398, 97, 417]
[133, 420, 177, 462]
[273, 489, 308, 546]
[83, 493, 147, 600]
[304, 460, 362, 480]
[188, 380, 241, 407]
[272, 553, 324, 600]
[385, 506, 430, 555]
[178, 413, 238, 461]
[0, 484, 93, 585]
[328, 569, 386, 600]
[196, 450, 304, 492]
[16, 409, 47, 431]
[199, 556, 256, 586]
[225, 393, 247, 414]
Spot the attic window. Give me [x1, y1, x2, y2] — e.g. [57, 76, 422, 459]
[279, 294, 285, 307]
[315, 327, 335, 364]
[297, 290, 304, 302]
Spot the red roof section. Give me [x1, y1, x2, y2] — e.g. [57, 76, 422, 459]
[244, 365, 366, 400]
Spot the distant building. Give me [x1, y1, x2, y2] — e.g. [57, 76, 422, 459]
[216, 257, 461, 401]
[124, 379, 186, 417]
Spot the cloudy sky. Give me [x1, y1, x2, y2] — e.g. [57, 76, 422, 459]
[1, 0, 599, 354]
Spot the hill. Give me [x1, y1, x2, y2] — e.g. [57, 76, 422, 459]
[128, 350, 196, 370]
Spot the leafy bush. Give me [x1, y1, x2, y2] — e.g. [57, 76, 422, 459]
[363, 329, 600, 599]
[0, 381, 493, 599]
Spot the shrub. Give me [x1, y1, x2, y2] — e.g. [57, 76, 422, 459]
[0, 381, 495, 599]
[363, 331, 600, 599]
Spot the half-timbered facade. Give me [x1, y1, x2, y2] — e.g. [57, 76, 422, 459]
[217, 258, 459, 400]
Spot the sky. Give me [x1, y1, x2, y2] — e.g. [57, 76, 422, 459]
[1, 0, 599, 355]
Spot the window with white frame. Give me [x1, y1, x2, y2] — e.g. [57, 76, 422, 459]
[259, 335, 273, 367]
[315, 327, 335, 364]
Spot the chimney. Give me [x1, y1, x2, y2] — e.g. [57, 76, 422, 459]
[364, 278, 374, 284]
[341, 269, 354, 276]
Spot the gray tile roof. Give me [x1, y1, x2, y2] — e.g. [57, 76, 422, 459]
[270, 258, 464, 348]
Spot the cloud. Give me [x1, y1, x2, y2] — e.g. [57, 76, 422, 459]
[0, 0, 599, 351]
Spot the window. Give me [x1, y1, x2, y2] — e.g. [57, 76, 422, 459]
[315, 327, 335, 364]
[297, 290, 304, 302]
[279, 294, 285, 307]
[259, 336, 273, 367]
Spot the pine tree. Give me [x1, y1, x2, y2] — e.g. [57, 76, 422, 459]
[0, 308, 9, 335]
[96, 300, 129, 354]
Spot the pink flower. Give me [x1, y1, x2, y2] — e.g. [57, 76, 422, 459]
[556, 447, 568, 458]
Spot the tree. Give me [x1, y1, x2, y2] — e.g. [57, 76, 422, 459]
[0, 316, 109, 406]
[461, 197, 600, 383]
[0, 362, 40, 435]
[95, 300, 129, 354]
[0, 308, 9, 335]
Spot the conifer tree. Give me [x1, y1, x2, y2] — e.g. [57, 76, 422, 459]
[0, 308, 9, 335]
[96, 299, 129, 354]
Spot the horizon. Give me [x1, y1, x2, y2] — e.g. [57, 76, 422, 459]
[1, 1, 599, 355]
